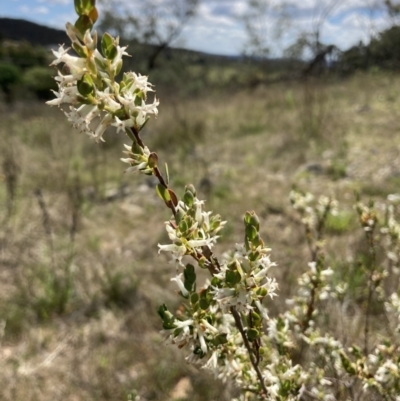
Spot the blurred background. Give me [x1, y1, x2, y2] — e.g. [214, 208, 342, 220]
[1, 1, 400, 400]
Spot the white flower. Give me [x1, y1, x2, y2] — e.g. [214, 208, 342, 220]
[197, 330, 208, 354]
[171, 273, 189, 297]
[203, 350, 219, 374]
[158, 243, 187, 266]
[212, 287, 252, 313]
[112, 116, 135, 133]
[46, 86, 80, 106]
[93, 114, 113, 142]
[50, 44, 86, 72]
[55, 70, 85, 87]
[96, 88, 121, 113]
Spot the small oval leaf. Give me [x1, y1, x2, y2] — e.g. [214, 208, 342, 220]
[169, 189, 179, 207]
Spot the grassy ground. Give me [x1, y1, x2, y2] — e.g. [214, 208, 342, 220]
[1, 71, 400, 400]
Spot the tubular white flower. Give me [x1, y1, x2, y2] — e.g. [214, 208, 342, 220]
[158, 243, 187, 266]
[112, 116, 135, 133]
[93, 114, 113, 142]
[198, 330, 208, 354]
[47, 86, 80, 106]
[55, 70, 85, 86]
[171, 273, 189, 297]
[50, 45, 86, 72]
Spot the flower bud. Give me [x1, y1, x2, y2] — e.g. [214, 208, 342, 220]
[183, 190, 194, 207]
[185, 184, 197, 197]
[244, 211, 260, 230]
[74, 0, 96, 16]
[148, 152, 158, 168]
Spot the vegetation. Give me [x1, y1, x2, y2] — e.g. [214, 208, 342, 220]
[1, 2, 400, 399]
[1, 68, 400, 399]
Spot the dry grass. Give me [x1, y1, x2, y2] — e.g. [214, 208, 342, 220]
[1, 71, 400, 400]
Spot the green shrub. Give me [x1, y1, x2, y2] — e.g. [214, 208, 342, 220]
[23, 66, 57, 100]
[0, 62, 21, 102]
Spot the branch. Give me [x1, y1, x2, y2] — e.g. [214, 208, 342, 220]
[231, 307, 268, 398]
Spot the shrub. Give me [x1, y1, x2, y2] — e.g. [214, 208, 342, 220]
[23, 66, 57, 100]
[0, 62, 21, 102]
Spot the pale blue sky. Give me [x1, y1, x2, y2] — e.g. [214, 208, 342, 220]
[0, 0, 397, 56]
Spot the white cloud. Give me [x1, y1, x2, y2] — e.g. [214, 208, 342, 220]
[36, 6, 49, 14]
[8, 0, 400, 55]
[19, 5, 49, 15]
[37, 0, 69, 4]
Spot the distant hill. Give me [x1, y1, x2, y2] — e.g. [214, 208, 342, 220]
[0, 18, 68, 46]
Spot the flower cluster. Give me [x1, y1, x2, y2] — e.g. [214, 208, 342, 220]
[158, 185, 225, 268]
[158, 202, 280, 398]
[47, 11, 158, 142]
[290, 190, 338, 231]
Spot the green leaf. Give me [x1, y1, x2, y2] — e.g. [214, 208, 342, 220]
[199, 298, 210, 310]
[252, 311, 261, 325]
[248, 251, 260, 262]
[178, 219, 188, 234]
[156, 184, 170, 203]
[72, 42, 88, 58]
[226, 270, 241, 286]
[184, 264, 196, 292]
[158, 304, 176, 330]
[77, 75, 94, 96]
[165, 163, 170, 185]
[75, 15, 93, 36]
[245, 225, 258, 241]
[87, 57, 97, 75]
[190, 293, 199, 305]
[211, 277, 221, 287]
[101, 33, 114, 57]
[214, 333, 228, 345]
[82, 0, 96, 12]
[244, 211, 259, 230]
[157, 304, 168, 319]
[183, 190, 194, 207]
[106, 45, 118, 60]
[175, 209, 184, 225]
[95, 57, 107, 71]
[247, 328, 259, 342]
[115, 59, 123, 76]
[184, 264, 196, 284]
[248, 213, 260, 230]
[74, 0, 85, 15]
